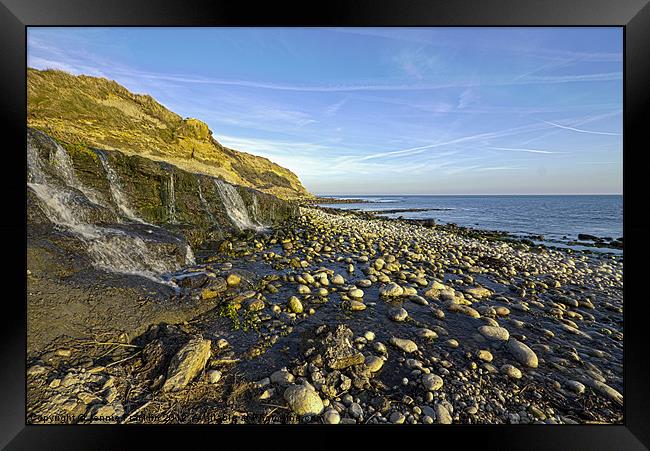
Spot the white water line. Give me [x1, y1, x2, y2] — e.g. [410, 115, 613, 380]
[214, 179, 266, 232]
[167, 173, 177, 222]
[97, 150, 146, 223]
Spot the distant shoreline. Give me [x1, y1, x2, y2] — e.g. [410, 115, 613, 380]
[313, 202, 623, 254]
[304, 196, 374, 205]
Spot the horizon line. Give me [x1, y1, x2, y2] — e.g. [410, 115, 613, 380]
[315, 193, 623, 197]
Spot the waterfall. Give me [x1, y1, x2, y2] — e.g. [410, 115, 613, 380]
[28, 183, 99, 233]
[249, 192, 269, 231]
[27, 133, 188, 285]
[167, 173, 177, 223]
[97, 152, 196, 263]
[250, 195, 260, 220]
[197, 182, 216, 222]
[97, 150, 145, 223]
[27, 137, 47, 185]
[28, 183, 182, 283]
[49, 140, 109, 209]
[185, 244, 196, 265]
[214, 179, 266, 232]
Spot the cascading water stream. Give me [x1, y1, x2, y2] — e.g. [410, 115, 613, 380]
[214, 179, 266, 232]
[50, 140, 109, 210]
[96, 150, 146, 223]
[167, 174, 177, 223]
[197, 182, 216, 222]
[98, 151, 194, 266]
[185, 244, 196, 266]
[27, 133, 190, 285]
[250, 195, 260, 220]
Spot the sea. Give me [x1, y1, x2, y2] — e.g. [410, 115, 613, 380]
[318, 195, 623, 254]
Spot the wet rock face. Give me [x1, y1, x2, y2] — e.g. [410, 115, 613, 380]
[28, 128, 296, 231]
[27, 128, 298, 279]
[175, 272, 210, 289]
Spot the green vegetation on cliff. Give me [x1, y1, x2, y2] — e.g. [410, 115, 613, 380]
[27, 68, 311, 200]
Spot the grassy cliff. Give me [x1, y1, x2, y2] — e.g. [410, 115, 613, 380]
[27, 68, 311, 200]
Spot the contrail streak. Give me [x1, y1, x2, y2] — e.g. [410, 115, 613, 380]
[488, 147, 559, 154]
[543, 121, 620, 136]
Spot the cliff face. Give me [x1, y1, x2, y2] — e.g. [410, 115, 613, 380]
[27, 68, 311, 200]
[27, 128, 296, 282]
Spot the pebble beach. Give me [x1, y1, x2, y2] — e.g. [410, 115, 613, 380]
[27, 206, 623, 424]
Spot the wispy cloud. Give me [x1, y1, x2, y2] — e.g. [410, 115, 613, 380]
[476, 166, 522, 171]
[119, 71, 622, 92]
[514, 57, 576, 81]
[28, 44, 622, 94]
[217, 135, 339, 177]
[442, 165, 522, 176]
[353, 93, 618, 116]
[325, 98, 348, 116]
[514, 52, 621, 82]
[520, 110, 622, 145]
[576, 161, 619, 165]
[457, 88, 480, 109]
[324, 28, 622, 63]
[27, 56, 81, 74]
[393, 47, 441, 80]
[253, 107, 317, 127]
[108, 70, 479, 92]
[519, 48, 622, 63]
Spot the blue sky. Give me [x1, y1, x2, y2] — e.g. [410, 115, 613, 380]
[27, 27, 622, 195]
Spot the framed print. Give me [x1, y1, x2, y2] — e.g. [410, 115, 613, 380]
[1, 0, 649, 449]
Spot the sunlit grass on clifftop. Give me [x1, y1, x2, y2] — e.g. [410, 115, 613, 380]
[27, 68, 312, 200]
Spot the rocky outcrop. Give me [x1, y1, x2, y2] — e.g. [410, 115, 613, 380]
[322, 325, 365, 370]
[27, 68, 311, 200]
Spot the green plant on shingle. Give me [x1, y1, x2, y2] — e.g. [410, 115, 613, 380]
[240, 310, 260, 334]
[217, 301, 241, 330]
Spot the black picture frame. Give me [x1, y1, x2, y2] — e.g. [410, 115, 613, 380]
[2, 0, 649, 449]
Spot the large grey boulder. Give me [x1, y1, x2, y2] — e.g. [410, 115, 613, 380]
[478, 325, 510, 341]
[390, 337, 418, 353]
[162, 338, 212, 392]
[284, 383, 324, 416]
[507, 339, 539, 368]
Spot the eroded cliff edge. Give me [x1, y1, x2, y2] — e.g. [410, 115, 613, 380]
[27, 68, 311, 200]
